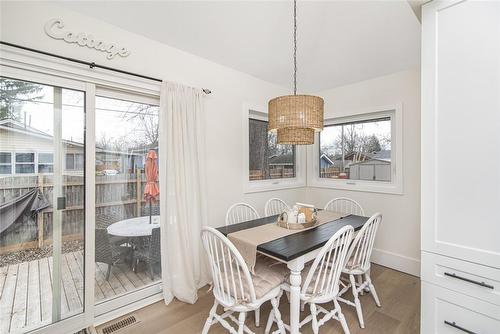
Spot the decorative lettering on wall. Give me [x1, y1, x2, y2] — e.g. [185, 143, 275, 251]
[44, 18, 131, 60]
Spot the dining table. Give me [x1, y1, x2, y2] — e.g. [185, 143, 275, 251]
[217, 213, 369, 334]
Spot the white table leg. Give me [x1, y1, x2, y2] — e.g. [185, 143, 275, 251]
[287, 257, 305, 334]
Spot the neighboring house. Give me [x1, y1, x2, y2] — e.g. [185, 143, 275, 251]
[0, 119, 146, 176]
[320, 153, 336, 169]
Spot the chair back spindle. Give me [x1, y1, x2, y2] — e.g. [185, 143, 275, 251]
[225, 202, 260, 225]
[302, 225, 354, 300]
[264, 198, 289, 217]
[201, 227, 256, 307]
[324, 197, 364, 216]
[346, 213, 382, 272]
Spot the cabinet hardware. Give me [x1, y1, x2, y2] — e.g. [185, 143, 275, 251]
[444, 272, 494, 289]
[444, 320, 478, 334]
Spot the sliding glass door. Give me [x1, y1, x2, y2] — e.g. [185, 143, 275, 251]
[0, 65, 162, 333]
[0, 76, 87, 333]
[93, 91, 162, 308]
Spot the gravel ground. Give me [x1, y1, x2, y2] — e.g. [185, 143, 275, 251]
[0, 240, 84, 267]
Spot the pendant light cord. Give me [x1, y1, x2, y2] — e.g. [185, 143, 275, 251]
[293, 0, 297, 96]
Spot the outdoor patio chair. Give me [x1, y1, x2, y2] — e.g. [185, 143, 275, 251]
[132, 226, 161, 280]
[95, 228, 133, 280]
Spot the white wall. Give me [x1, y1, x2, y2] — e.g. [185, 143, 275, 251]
[304, 69, 421, 276]
[0, 1, 304, 225]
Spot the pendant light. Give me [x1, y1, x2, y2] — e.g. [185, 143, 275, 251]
[268, 0, 324, 145]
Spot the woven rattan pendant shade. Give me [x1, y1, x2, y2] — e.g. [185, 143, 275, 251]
[267, 0, 324, 145]
[268, 94, 324, 145]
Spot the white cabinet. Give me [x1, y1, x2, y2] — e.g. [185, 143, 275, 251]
[421, 0, 500, 269]
[421, 0, 500, 332]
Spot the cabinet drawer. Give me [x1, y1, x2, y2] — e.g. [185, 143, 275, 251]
[422, 282, 500, 333]
[422, 252, 500, 306]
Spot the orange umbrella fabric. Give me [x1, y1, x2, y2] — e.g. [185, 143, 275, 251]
[144, 150, 159, 202]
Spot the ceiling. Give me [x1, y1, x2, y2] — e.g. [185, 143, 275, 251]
[54, 1, 421, 92]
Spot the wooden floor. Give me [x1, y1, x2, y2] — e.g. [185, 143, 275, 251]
[0, 251, 160, 334]
[97, 264, 420, 334]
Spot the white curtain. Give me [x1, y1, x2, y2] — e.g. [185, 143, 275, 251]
[159, 81, 209, 304]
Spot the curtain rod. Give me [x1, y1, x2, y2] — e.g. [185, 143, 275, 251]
[0, 41, 212, 94]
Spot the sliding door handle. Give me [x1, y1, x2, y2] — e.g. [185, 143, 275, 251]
[56, 197, 66, 210]
[444, 272, 494, 289]
[444, 320, 478, 334]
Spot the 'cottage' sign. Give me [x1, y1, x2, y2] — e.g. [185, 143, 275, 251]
[44, 18, 131, 60]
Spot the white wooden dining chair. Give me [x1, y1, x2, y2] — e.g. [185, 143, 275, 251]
[264, 198, 289, 217]
[324, 197, 364, 216]
[201, 227, 287, 334]
[337, 213, 382, 329]
[225, 202, 260, 226]
[268, 225, 354, 334]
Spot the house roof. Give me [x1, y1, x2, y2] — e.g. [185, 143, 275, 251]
[0, 118, 147, 157]
[320, 153, 335, 165]
[0, 118, 54, 137]
[367, 150, 391, 161]
[0, 118, 84, 147]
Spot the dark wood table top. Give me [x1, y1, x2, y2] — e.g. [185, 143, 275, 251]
[217, 214, 369, 262]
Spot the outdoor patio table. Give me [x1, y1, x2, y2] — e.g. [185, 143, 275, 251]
[107, 215, 160, 237]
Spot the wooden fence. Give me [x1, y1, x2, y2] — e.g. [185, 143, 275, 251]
[249, 167, 295, 181]
[320, 167, 344, 179]
[0, 171, 150, 254]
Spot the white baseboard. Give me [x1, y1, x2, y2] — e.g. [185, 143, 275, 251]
[371, 248, 420, 277]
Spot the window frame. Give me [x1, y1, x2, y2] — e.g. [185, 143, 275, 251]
[37, 151, 54, 174]
[14, 151, 36, 174]
[0, 151, 13, 175]
[243, 104, 306, 193]
[307, 104, 403, 194]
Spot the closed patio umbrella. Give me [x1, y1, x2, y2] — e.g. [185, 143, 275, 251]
[144, 150, 159, 224]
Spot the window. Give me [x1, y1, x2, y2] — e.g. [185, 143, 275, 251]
[0, 152, 12, 174]
[319, 117, 392, 182]
[244, 107, 306, 193]
[249, 118, 295, 181]
[38, 152, 54, 173]
[309, 106, 402, 194]
[15, 152, 35, 174]
[66, 153, 84, 171]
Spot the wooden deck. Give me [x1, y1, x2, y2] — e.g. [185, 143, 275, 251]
[0, 251, 160, 334]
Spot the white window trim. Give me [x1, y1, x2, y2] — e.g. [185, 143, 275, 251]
[307, 104, 403, 195]
[243, 103, 306, 193]
[65, 152, 85, 171]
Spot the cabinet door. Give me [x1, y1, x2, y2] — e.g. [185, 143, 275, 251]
[421, 0, 500, 268]
[421, 282, 500, 334]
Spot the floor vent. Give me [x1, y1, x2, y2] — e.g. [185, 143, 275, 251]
[101, 315, 139, 334]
